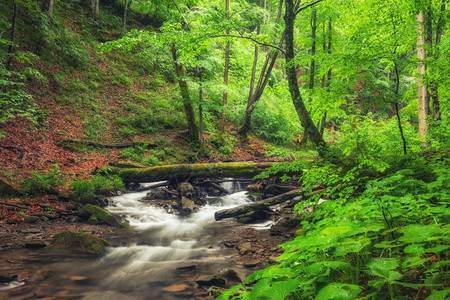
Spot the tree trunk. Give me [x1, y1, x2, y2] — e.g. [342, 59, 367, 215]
[239, 0, 283, 137]
[430, 0, 445, 121]
[308, 9, 317, 92]
[220, 0, 230, 132]
[122, 0, 130, 36]
[48, 0, 54, 18]
[116, 162, 273, 183]
[198, 69, 205, 155]
[215, 188, 304, 221]
[91, 0, 99, 19]
[300, 8, 317, 145]
[171, 45, 200, 143]
[5, 3, 17, 71]
[416, 11, 429, 139]
[284, 0, 327, 156]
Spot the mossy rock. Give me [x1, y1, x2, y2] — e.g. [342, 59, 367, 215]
[0, 175, 22, 196]
[83, 204, 129, 228]
[109, 161, 146, 169]
[52, 231, 109, 254]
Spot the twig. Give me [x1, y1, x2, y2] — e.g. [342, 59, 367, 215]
[0, 202, 27, 210]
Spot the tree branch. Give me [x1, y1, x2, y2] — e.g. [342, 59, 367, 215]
[295, 0, 324, 15]
[210, 34, 286, 56]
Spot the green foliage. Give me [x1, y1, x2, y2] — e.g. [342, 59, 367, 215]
[22, 164, 64, 196]
[72, 175, 125, 204]
[220, 155, 449, 299]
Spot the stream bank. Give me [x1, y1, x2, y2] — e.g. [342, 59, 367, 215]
[1, 177, 301, 299]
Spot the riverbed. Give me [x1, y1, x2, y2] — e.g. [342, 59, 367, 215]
[0, 181, 287, 299]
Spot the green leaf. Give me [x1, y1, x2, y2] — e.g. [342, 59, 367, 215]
[404, 244, 425, 254]
[316, 283, 362, 300]
[425, 288, 450, 300]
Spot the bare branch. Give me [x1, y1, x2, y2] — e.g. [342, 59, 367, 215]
[295, 0, 324, 15]
[210, 34, 286, 56]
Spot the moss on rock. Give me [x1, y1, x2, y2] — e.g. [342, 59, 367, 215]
[52, 231, 109, 254]
[83, 204, 129, 228]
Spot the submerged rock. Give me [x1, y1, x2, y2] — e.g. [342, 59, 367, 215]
[82, 204, 129, 228]
[51, 231, 109, 254]
[195, 275, 226, 288]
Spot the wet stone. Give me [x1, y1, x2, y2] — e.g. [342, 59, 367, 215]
[176, 264, 197, 271]
[24, 241, 47, 249]
[195, 275, 226, 288]
[238, 242, 252, 255]
[24, 216, 39, 223]
[162, 283, 190, 292]
[243, 259, 260, 268]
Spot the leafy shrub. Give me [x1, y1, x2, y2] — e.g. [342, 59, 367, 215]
[72, 175, 125, 204]
[218, 145, 232, 157]
[219, 157, 449, 299]
[23, 164, 64, 196]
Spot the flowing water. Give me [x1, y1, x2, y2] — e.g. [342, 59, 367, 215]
[1, 180, 270, 299]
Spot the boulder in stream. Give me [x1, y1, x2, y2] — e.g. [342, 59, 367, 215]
[51, 231, 109, 254]
[82, 204, 129, 228]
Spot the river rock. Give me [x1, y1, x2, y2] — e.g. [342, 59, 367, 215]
[176, 264, 197, 271]
[238, 242, 252, 255]
[144, 189, 169, 200]
[243, 259, 260, 268]
[66, 215, 82, 223]
[195, 275, 226, 288]
[247, 183, 263, 193]
[51, 231, 109, 254]
[237, 209, 270, 223]
[180, 197, 195, 216]
[217, 268, 242, 284]
[82, 204, 129, 228]
[24, 216, 39, 223]
[178, 182, 194, 197]
[162, 283, 190, 292]
[24, 241, 47, 249]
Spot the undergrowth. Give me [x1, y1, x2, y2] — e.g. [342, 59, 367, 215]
[219, 155, 449, 299]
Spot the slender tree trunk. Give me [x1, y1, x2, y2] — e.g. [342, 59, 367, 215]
[394, 64, 407, 155]
[198, 70, 205, 155]
[308, 9, 317, 92]
[285, 0, 327, 156]
[430, 0, 445, 121]
[416, 11, 429, 139]
[91, 0, 99, 19]
[122, 0, 130, 36]
[300, 8, 317, 145]
[239, 0, 283, 137]
[5, 3, 17, 71]
[220, 0, 230, 132]
[171, 45, 200, 143]
[48, 0, 54, 18]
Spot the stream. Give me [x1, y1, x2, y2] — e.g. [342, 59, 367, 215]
[0, 180, 276, 299]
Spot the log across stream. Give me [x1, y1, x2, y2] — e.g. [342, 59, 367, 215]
[0, 179, 292, 299]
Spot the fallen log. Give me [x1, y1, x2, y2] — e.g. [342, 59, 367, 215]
[214, 188, 325, 221]
[59, 139, 156, 151]
[116, 162, 272, 183]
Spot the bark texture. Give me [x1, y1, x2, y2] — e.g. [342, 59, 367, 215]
[284, 0, 327, 156]
[116, 162, 272, 183]
[416, 11, 429, 138]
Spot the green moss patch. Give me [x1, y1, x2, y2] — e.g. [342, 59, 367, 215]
[52, 231, 109, 254]
[83, 204, 129, 228]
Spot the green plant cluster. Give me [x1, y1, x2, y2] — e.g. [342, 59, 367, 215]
[219, 153, 449, 299]
[22, 164, 64, 196]
[71, 175, 125, 204]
